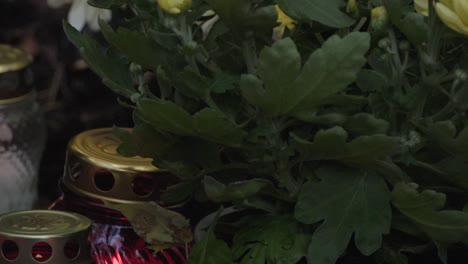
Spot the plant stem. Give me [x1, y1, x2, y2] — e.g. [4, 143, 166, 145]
[242, 36, 257, 74]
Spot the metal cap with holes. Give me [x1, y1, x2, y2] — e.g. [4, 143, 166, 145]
[64, 128, 179, 205]
[0, 210, 92, 263]
[0, 44, 33, 105]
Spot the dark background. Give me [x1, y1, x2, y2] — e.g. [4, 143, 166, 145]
[0, 0, 132, 205]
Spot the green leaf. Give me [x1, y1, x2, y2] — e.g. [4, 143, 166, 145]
[241, 37, 300, 115]
[356, 69, 388, 92]
[344, 113, 390, 136]
[454, 83, 468, 111]
[204, 0, 249, 26]
[426, 121, 468, 160]
[232, 215, 309, 264]
[189, 233, 232, 264]
[137, 99, 195, 136]
[105, 201, 193, 244]
[436, 158, 468, 191]
[276, 0, 354, 28]
[203, 176, 271, 202]
[176, 69, 210, 99]
[210, 73, 238, 94]
[392, 182, 468, 244]
[100, 22, 167, 69]
[204, 0, 275, 31]
[295, 166, 391, 264]
[189, 207, 232, 264]
[138, 99, 246, 146]
[115, 121, 176, 158]
[161, 181, 196, 206]
[241, 33, 370, 116]
[291, 127, 399, 163]
[63, 22, 134, 98]
[382, 0, 403, 26]
[88, 0, 124, 8]
[399, 13, 429, 45]
[193, 108, 247, 146]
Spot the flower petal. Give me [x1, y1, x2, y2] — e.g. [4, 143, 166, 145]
[436, 2, 468, 35]
[414, 0, 429, 16]
[87, 8, 112, 31]
[68, 0, 88, 31]
[440, 0, 455, 10]
[454, 0, 468, 26]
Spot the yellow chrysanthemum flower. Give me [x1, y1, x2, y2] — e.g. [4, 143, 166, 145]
[273, 5, 297, 39]
[157, 0, 192, 15]
[413, 0, 468, 35]
[436, 0, 468, 35]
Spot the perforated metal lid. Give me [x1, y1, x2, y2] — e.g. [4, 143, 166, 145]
[64, 128, 179, 204]
[0, 210, 91, 239]
[0, 210, 92, 264]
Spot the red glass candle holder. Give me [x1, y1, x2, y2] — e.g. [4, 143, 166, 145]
[50, 128, 190, 264]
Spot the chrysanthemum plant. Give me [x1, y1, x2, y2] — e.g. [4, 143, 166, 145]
[65, 0, 468, 263]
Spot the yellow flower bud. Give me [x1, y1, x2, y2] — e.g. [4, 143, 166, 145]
[414, 0, 429, 16]
[370, 6, 389, 31]
[157, 0, 192, 15]
[346, 0, 359, 15]
[273, 5, 297, 40]
[435, 0, 468, 35]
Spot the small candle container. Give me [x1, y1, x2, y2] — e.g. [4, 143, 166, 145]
[0, 44, 47, 214]
[0, 210, 92, 263]
[50, 128, 189, 264]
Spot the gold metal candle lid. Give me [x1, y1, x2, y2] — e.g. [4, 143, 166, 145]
[69, 128, 157, 172]
[0, 44, 32, 74]
[0, 44, 33, 105]
[64, 128, 178, 204]
[0, 210, 92, 263]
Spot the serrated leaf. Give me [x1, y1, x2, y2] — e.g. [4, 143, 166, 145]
[100, 21, 167, 69]
[138, 99, 246, 146]
[344, 113, 390, 136]
[436, 158, 468, 191]
[399, 13, 428, 45]
[295, 166, 391, 264]
[203, 176, 271, 202]
[161, 181, 196, 205]
[204, 0, 250, 28]
[356, 69, 388, 92]
[291, 126, 399, 162]
[115, 121, 176, 158]
[189, 233, 232, 264]
[392, 182, 468, 245]
[105, 201, 193, 244]
[193, 108, 246, 146]
[241, 33, 370, 116]
[276, 0, 354, 28]
[189, 207, 232, 264]
[241, 37, 300, 115]
[176, 69, 210, 99]
[137, 99, 195, 136]
[204, 0, 275, 31]
[232, 215, 309, 264]
[63, 22, 134, 98]
[426, 121, 468, 160]
[210, 73, 239, 94]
